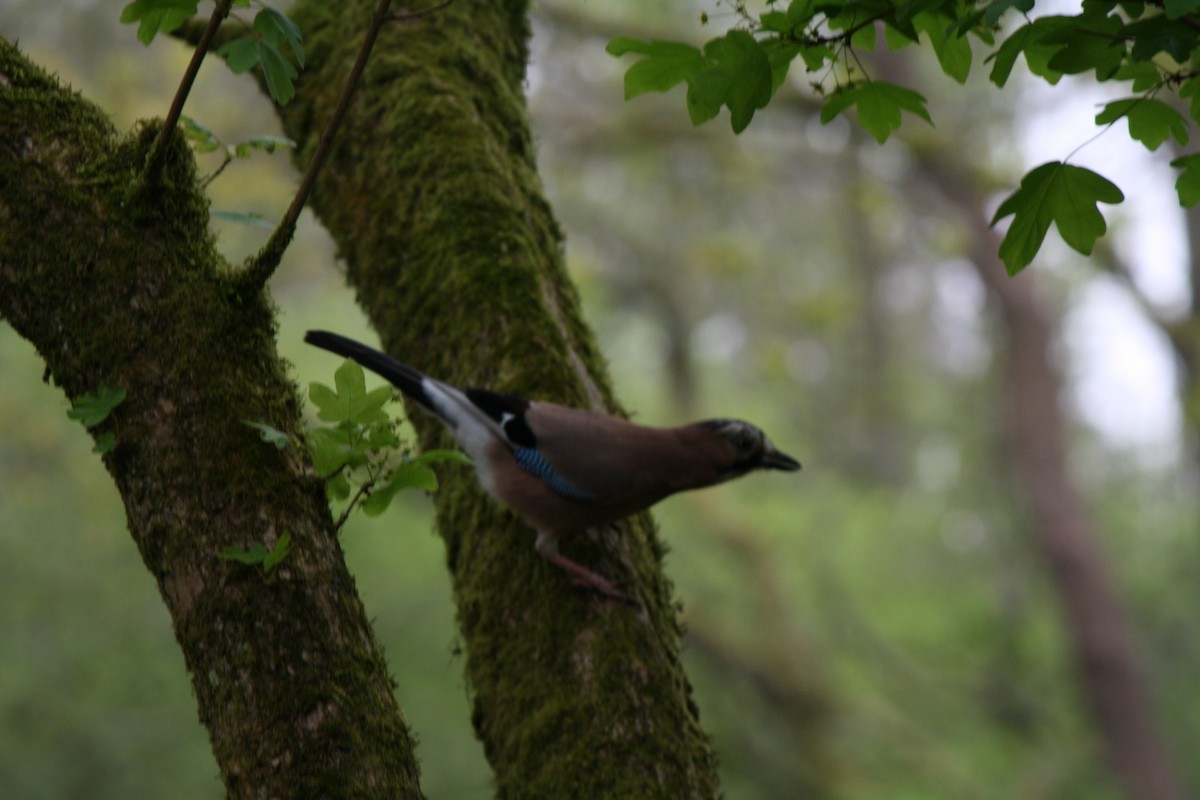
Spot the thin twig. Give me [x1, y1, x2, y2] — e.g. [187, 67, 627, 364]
[813, 11, 887, 47]
[333, 479, 373, 532]
[201, 152, 234, 189]
[241, 0, 425, 292]
[146, 0, 233, 180]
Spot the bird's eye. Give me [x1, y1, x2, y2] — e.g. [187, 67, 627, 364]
[732, 426, 759, 454]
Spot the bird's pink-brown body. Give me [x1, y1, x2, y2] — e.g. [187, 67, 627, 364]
[305, 330, 800, 600]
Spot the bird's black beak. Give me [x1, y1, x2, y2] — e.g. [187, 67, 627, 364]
[761, 446, 801, 472]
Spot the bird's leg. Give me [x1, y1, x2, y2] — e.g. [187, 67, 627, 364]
[535, 532, 630, 603]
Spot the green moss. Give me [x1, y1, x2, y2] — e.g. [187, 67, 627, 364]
[282, 1, 718, 796]
[2, 36, 424, 797]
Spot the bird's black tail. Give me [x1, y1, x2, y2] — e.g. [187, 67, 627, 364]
[304, 330, 433, 410]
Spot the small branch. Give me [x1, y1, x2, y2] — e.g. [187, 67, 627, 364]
[240, 0, 404, 292]
[814, 11, 887, 46]
[201, 152, 234, 189]
[333, 480, 372, 532]
[146, 0, 233, 180]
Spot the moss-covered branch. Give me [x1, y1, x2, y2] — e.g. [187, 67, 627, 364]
[0, 37, 423, 799]
[281, 1, 720, 795]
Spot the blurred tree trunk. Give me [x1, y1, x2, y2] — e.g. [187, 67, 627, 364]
[917, 152, 1186, 800]
[840, 146, 905, 483]
[1164, 205, 1200, 463]
[0, 39, 424, 799]
[282, 1, 721, 798]
[845, 38, 1185, 798]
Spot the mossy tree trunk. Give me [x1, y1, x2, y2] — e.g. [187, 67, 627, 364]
[0, 39, 423, 799]
[2, 0, 722, 795]
[281, 1, 719, 797]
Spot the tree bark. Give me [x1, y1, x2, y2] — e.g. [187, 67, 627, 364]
[277, 1, 721, 797]
[0, 38, 424, 799]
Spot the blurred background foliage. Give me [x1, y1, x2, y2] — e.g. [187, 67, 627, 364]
[2, 1, 1198, 798]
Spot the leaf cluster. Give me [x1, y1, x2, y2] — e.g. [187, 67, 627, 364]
[216, 4, 305, 105]
[181, 115, 295, 222]
[182, 116, 294, 161]
[120, 0, 304, 105]
[308, 360, 469, 524]
[66, 385, 127, 454]
[610, 0, 1200, 273]
[219, 532, 291, 574]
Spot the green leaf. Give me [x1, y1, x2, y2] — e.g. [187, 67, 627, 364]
[884, 22, 917, 51]
[851, 21, 877, 51]
[759, 11, 795, 34]
[325, 470, 351, 502]
[1043, 15, 1125, 79]
[413, 448, 472, 466]
[219, 542, 271, 566]
[119, 0, 198, 45]
[258, 40, 299, 105]
[686, 67, 731, 125]
[609, 31, 773, 133]
[220, 533, 290, 573]
[309, 427, 356, 476]
[67, 385, 127, 428]
[361, 462, 439, 516]
[230, 134, 296, 158]
[308, 360, 392, 425]
[1125, 15, 1198, 63]
[181, 116, 221, 153]
[262, 533, 291, 572]
[359, 485, 393, 516]
[391, 461, 440, 492]
[914, 12, 972, 84]
[1095, 97, 1189, 151]
[241, 419, 289, 450]
[990, 161, 1124, 274]
[786, 0, 817, 28]
[217, 36, 260, 73]
[703, 30, 774, 133]
[211, 209, 275, 228]
[308, 382, 341, 422]
[1113, 61, 1165, 93]
[1165, 0, 1200, 18]
[889, 0, 942, 27]
[93, 432, 117, 454]
[761, 39, 804, 92]
[214, 9, 303, 103]
[982, 0, 1034, 27]
[1179, 76, 1200, 120]
[606, 37, 704, 97]
[254, 7, 304, 68]
[336, 363, 391, 424]
[820, 81, 932, 143]
[1170, 153, 1200, 206]
[798, 42, 835, 71]
[988, 18, 1071, 86]
[365, 423, 402, 450]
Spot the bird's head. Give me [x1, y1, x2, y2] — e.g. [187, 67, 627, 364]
[699, 418, 801, 479]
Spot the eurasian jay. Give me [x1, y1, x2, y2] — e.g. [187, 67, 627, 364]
[305, 330, 801, 600]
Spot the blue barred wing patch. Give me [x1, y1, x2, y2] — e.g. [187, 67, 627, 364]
[514, 446, 595, 500]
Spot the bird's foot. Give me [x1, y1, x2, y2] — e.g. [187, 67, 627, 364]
[544, 551, 634, 605]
